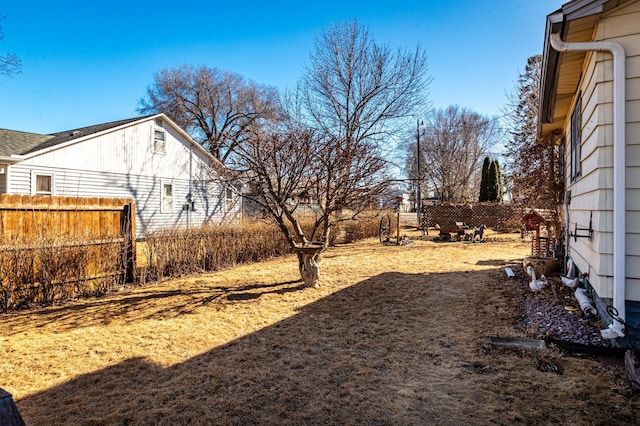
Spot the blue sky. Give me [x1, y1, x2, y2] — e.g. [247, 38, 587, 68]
[1, 0, 556, 134]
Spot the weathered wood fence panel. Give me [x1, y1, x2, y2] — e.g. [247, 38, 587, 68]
[421, 202, 524, 232]
[0, 195, 136, 310]
[0, 195, 133, 242]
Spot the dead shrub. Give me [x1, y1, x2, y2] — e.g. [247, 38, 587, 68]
[0, 232, 127, 311]
[339, 216, 385, 243]
[1, 210, 385, 310]
[294, 211, 387, 245]
[143, 222, 290, 281]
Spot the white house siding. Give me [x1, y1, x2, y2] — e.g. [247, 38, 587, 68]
[564, 1, 640, 302]
[6, 117, 237, 238]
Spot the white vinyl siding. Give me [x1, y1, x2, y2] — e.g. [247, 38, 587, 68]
[563, 0, 640, 302]
[9, 164, 226, 238]
[6, 117, 230, 238]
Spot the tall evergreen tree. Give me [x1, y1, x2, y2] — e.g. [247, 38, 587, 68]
[479, 156, 491, 201]
[417, 106, 501, 202]
[488, 159, 502, 202]
[487, 160, 497, 201]
[493, 160, 503, 202]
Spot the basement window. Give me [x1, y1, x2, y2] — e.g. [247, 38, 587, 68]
[570, 94, 582, 182]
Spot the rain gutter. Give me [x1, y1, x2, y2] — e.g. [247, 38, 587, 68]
[549, 33, 626, 339]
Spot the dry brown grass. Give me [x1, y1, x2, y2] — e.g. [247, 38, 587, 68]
[1, 226, 638, 425]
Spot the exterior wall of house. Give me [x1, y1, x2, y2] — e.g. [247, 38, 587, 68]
[5, 118, 241, 237]
[563, 1, 640, 304]
[0, 164, 6, 193]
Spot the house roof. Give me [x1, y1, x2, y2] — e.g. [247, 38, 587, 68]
[522, 208, 557, 224]
[0, 113, 234, 181]
[538, 0, 631, 138]
[0, 129, 53, 157]
[0, 116, 152, 157]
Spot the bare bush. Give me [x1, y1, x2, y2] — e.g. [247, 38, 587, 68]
[141, 216, 385, 283]
[1, 211, 384, 311]
[0, 233, 127, 311]
[142, 222, 291, 282]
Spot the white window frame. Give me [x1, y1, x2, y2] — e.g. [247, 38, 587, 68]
[225, 187, 234, 211]
[153, 128, 166, 154]
[0, 164, 7, 194]
[570, 94, 582, 182]
[31, 171, 55, 196]
[161, 181, 173, 213]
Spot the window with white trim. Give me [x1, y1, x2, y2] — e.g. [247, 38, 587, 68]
[570, 94, 582, 182]
[32, 172, 54, 195]
[161, 182, 173, 213]
[0, 164, 7, 194]
[153, 128, 166, 154]
[226, 187, 233, 211]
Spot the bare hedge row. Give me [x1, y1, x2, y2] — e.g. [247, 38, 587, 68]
[1, 216, 383, 311]
[0, 235, 127, 311]
[140, 217, 383, 282]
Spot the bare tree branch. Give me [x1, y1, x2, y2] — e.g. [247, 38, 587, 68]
[138, 65, 281, 163]
[504, 54, 563, 208]
[0, 16, 21, 77]
[415, 106, 502, 202]
[302, 20, 430, 148]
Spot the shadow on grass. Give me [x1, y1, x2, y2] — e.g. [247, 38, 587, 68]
[16, 269, 512, 425]
[2, 280, 303, 335]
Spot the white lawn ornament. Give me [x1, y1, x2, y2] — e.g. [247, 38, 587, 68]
[561, 258, 579, 288]
[526, 265, 547, 292]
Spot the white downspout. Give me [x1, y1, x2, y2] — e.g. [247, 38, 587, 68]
[550, 33, 626, 339]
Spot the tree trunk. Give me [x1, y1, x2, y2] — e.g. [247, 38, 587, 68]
[295, 245, 325, 288]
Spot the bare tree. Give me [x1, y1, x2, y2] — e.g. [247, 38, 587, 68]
[0, 16, 20, 77]
[417, 106, 502, 202]
[138, 64, 281, 163]
[504, 54, 563, 208]
[233, 19, 427, 287]
[216, 20, 428, 288]
[228, 121, 390, 288]
[301, 20, 430, 151]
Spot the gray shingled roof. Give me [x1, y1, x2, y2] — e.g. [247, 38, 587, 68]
[0, 115, 154, 157]
[0, 129, 53, 156]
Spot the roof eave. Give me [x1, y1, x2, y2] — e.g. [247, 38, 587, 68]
[0, 154, 26, 163]
[538, 11, 565, 138]
[537, 0, 610, 139]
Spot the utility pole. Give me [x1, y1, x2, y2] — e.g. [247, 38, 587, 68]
[416, 119, 423, 228]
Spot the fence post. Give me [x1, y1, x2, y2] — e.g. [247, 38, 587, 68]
[121, 202, 136, 283]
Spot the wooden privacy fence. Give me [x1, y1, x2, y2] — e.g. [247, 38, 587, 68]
[420, 202, 526, 232]
[0, 195, 135, 310]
